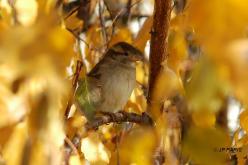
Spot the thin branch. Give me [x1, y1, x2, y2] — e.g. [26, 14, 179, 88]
[122, 0, 132, 24]
[77, 0, 91, 31]
[66, 28, 103, 53]
[173, 0, 187, 13]
[216, 98, 228, 130]
[111, 0, 142, 25]
[114, 134, 121, 165]
[66, 111, 154, 160]
[55, 0, 63, 9]
[110, 0, 142, 40]
[8, 0, 19, 25]
[154, 149, 165, 165]
[85, 111, 154, 130]
[98, 0, 109, 47]
[103, 14, 149, 22]
[127, 14, 150, 20]
[63, 6, 80, 20]
[65, 60, 83, 118]
[64, 134, 81, 164]
[103, 0, 114, 20]
[64, 137, 79, 155]
[66, 28, 90, 48]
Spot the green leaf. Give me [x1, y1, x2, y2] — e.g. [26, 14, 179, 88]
[75, 78, 96, 121]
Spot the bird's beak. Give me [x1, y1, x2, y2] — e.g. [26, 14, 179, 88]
[130, 49, 144, 62]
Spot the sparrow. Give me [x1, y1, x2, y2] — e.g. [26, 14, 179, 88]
[75, 42, 144, 121]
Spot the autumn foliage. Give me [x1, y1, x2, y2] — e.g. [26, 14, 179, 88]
[1, 0, 248, 165]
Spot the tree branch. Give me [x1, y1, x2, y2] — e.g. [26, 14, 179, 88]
[64, 111, 153, 162]
[148, 0, 173, 106]
[147, 1, 174, 165]
[85, 111, 154, 130]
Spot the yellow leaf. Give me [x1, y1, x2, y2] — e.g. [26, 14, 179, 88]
[240, 110, 248, 132]
[69, 155, 85, 165]
[224, 39, 248, 104]
[108, 27, 132, 47]
[134, 17, 153, 52]
[118, 127, 156, 165]
[149, 64, 184, 118]
[136, 62, 148, 87]
[66, 116, 87, 139]
[182, 127, 230, 165]
[236, 144, 248, 165]
[168, 28, 188, 74]
[2, 122, 28, 165]
[81, 132, 111, 165]
[0, 81, 27, 128]
[186, 58, 228, 112]
[126, 83, 147, 113]
[0, 17, 71, 165]
[152, 64, 184, 103]
[64, 11, 84, 34]
[192, 111, 216, 128]
[0, 125, 15, 146]
[186, 0, 248, 56]
[85, 25, 103, 67]
[36, 0, 57, 14]
[0, 1, 12, 30]
[15, 0, 38, 26]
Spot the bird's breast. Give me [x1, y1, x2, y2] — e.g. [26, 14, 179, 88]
[98, 65, 136, 112]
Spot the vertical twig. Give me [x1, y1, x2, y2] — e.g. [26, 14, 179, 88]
[55, 0, 63, 8]
[65, 60, 83, 118]
[8, 0, 19, 25]
[216, 98, 228, 130]
[109, 0, 142, 42]
[77, 0, 91, 31]
[98, 0, 109, 47]
[115, 134, 120, 165]
[122, 0, 132, 24]
[103, 0, 114, 20]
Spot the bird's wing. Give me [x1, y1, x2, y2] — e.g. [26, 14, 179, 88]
[87, 76, 102, 105]
[87, 64, 102, 79]
[87, 49, 114, 78]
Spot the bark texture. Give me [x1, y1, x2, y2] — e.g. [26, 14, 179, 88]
[148, 0, 173, 105]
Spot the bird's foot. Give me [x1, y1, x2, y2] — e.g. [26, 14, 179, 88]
[99, 111, 117, 121]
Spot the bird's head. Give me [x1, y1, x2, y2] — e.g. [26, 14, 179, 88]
[108, 42, 144, 63]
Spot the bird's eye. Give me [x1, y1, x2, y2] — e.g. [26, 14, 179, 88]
[123, 52, 128, 56]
